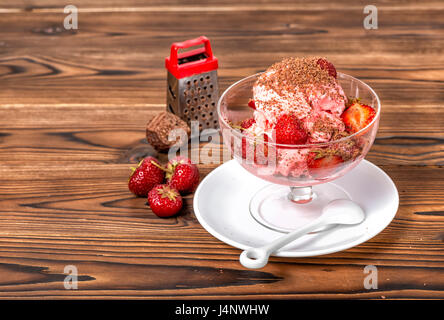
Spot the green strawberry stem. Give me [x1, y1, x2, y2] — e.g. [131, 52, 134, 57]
[157, 185, 179, 200]
[150, 160, 175, 180]
[128, 166, 137, 182]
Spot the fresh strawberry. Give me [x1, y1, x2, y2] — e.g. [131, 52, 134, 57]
[128, 157, 165, 197]
[148, 184, 183, 217]
[341, 102, 376, 133]
[275, 114, 308, 146]
[317, 58, 337, 78]
[308, 153, 344, 177]
[167, 162, 200, 194]
[166, 156, 192, 174]
[240, 118, 255, 130]
[248, 99, 256, 110]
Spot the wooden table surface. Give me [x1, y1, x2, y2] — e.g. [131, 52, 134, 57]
[0, 0, 443, 299]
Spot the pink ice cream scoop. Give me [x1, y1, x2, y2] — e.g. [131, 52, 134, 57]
[252, 58, 347, 133]
[244, 57, 349, 177]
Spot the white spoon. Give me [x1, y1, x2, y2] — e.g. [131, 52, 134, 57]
[239, 199, 365, 269]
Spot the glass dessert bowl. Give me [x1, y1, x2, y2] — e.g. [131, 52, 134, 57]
[217, 70, 381, 233]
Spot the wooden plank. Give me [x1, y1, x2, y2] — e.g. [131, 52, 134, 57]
[0, 0, 442, 299]
[0, 164, 442, 298]
[0, 9, 443, 105]
[2, 0, 444, 10]
[0, 103, 442, 166]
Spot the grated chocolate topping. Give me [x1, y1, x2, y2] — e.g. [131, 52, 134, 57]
[256, 57, 336, 98]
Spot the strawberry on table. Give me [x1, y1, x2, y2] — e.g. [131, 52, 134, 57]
[159, 156, 200, 194]
[165, 156, 193, 178]
[148, 184, 183, 217]
[128, 156, 165, 197]
[275, 114, 308, 146]
[341, 102, 376, 133]
[168, 162, 200, 194]
[149, 156, 200, 194]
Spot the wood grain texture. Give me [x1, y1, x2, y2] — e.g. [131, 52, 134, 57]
[0, 0, 443, 299]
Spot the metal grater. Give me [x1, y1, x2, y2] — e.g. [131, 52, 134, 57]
[165, 36, 219, 132]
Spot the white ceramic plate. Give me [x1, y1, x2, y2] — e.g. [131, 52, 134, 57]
[194, 159, 399, 257]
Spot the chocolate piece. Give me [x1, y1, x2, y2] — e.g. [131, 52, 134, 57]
[146, 111, 191, 151]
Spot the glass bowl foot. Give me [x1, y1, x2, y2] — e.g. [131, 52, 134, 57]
[249, 183, 351, 233]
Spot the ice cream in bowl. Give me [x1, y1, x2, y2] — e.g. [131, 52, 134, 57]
[217, 57, 380, 232]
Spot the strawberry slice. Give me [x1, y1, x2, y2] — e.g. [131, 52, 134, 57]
[275, 114, 308, 146]
[317, 58, 337, 78]
[341, 102, 376, 133]
[240, 118, 255, 130]
[248, 99, 256, 110]
[308, 154, 344, 177]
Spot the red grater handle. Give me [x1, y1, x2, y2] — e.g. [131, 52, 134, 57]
[165, 36, 218, 79]
[169, 36, 213, 64]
